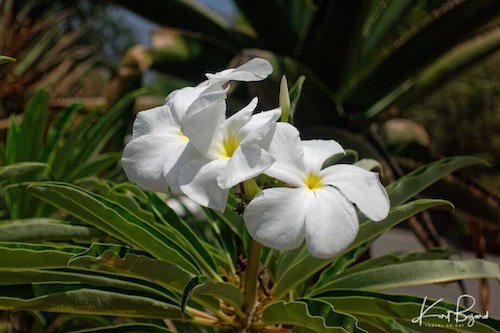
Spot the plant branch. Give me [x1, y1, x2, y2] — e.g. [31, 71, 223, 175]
[243, 238, 263, 314]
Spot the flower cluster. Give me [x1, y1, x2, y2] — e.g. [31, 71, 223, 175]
[122, 58, 390, 258]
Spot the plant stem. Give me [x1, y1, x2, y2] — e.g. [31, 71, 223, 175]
[243, 238, 263, 314]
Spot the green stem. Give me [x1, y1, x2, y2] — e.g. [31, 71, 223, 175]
[243, 238, 263, 313]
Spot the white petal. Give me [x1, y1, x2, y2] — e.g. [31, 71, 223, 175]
[304, 187, 359, 258]
[165, 86, 207, 124]
[163, 143, 200, 193]
[264, 123, 305, 187]
[179, 158, 229, 212]
[132, 104, 178, 140]
[223, 97, 258, 137]
[217, 143, 274, 189]
[205, 58, 272, 83]
[240, 107, 281, 144]
[321, 164, 390, 221]
[302, 140, 345, 172]
[244, 187, 312, 251]
[122, 134, 186, 192]
[181, 84, 227, 155]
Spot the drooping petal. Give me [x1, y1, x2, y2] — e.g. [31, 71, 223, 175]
[321, 164, 390, 221]
[264, 123, 305, 187]
[304, 187, 359, 258]
[244, 187, 312, 251]
[302, 140, 345, 172]
[181, 84, 227, 155]
[165, 86, 208, 124]
[132, 104, 179, 140]
[217, 142, 274, 189]
[240, 107, 281, 144]
[122, 133, 187, 192]
[178, 158, 229, 212]
[223, 97, 258, 137]
[205, 58, 272, 83]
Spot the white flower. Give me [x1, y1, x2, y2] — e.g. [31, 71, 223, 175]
[178, 97, 281, 212]
[244, 123, 390, 258]
[121, 58, 272, 193]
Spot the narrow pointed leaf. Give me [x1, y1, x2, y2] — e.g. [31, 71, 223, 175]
[16, 89, 49, 162]
[0, 269, 177, 303]
[313, 259, 500, 294]
[0, 55, 15, 64]
[26, 181, 199, 274]
[263, 299, 367, 333]
[0, 242, 85, 269]
[0, 162, 48, 181]
[0, 220, 105, 242]
[0, 287, 183, 319]
[68, 243, 194, 293]
[148, 192, 219, 276]
[386, 156, 487, 206]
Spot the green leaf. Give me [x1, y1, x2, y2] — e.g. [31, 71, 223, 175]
[26, 181, 199, 274]
[387, 156, 487, 206]
[148, 192, 219, 279]
[50, 108, 100, 178]
[14, 28, 57, 76]
[189, 280, 243, 311]
[181, 276, 209, 312]
[272, 199, 451, 300]
[5, 114, 19, 164]
[66, 152, 122, 181]
[0, 55, 15, 65]
[400, 27, 500, 108]
[312, 259, 499, 294]
[0, 269, 177, 303]
[342, 247, 457, 276]
[262, 299, 367, 333]
[68, 90, 144, 172]
[41, 103, 81, 169]
[0, 162, 49, 181]
[0, 242, 85, 269]
[0, 287, 183, 319]
[203, 193, 245, 242]
[72, 323, 173, 333]
[315, 243, 370, 289]
[353, 158, 383, 172]
[68, 243, 194, 293]
[360, 0, 414, 61]
[319, 290, 500, 333]
[0, 219, 105, 242]
[16, 90, 49, 162]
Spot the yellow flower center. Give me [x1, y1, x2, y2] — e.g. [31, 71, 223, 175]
[178, 131, 189, 142]
[221, 135, 240, 158]
[304, 173, 323, 190]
